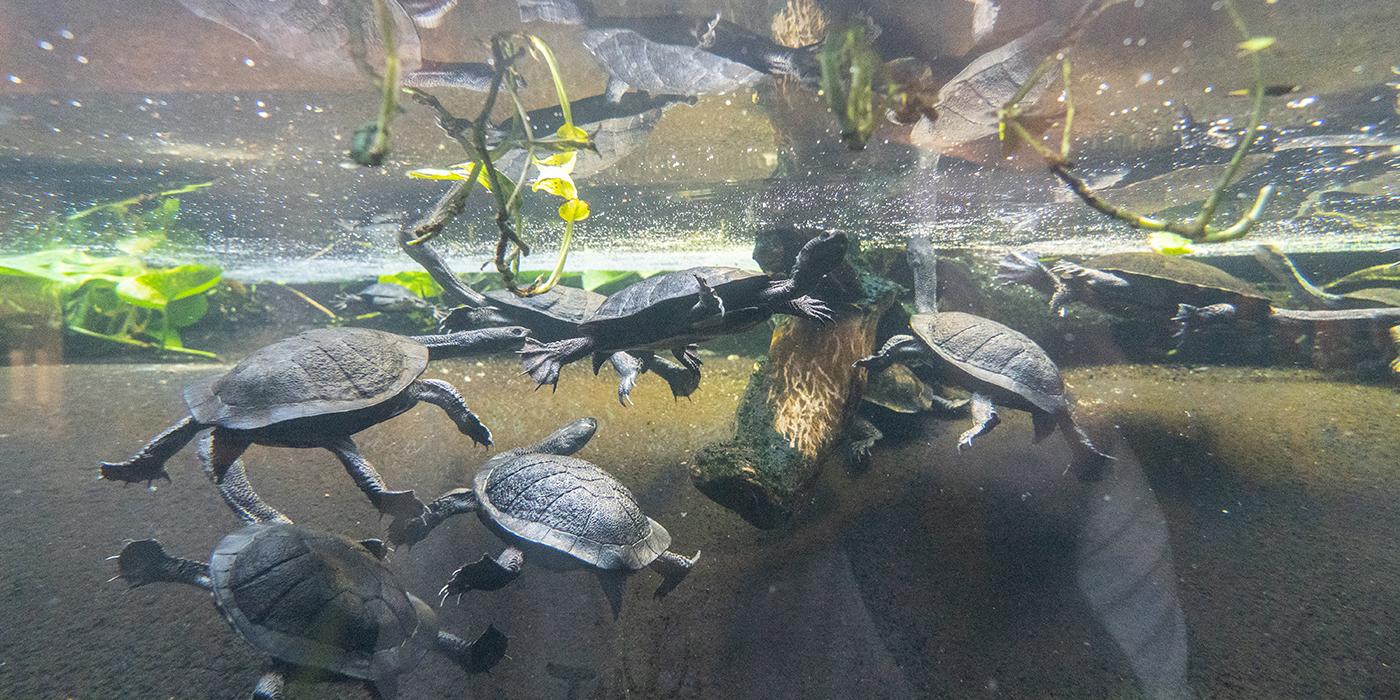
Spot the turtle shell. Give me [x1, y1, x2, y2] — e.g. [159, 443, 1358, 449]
[581, 27, 762, 97]
[1083, 252, 1271, 314]
[585, 267, 769, 326]
[210, 524, 436, 683]
[910, 312, 1066, 414]
[184, 328, 428, 430]
[474, 454, 670, 570]
[485, 286, 605, 326]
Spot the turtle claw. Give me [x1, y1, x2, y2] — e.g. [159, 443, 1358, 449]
[787, 295, 834, 324]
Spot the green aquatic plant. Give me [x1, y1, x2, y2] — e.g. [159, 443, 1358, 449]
[996, 0, 1274, 251]
[402, 33, 596, 297]
[0, 248, 221, 358]
[348, 0, 401, 166]
[817, 21, 937, 150]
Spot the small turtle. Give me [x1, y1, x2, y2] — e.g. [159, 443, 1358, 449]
[99, 326, 529, 524]
[998, 250, 1273, 318]
[392, 418, 700, 614]
[114, 518, 505, 698]
[177, 0, 493, 89]
[847, 363, 970, 468]
[336, 283, 443, 319]
[860, 239, 1110, 479]
[519, 231, 847, 389]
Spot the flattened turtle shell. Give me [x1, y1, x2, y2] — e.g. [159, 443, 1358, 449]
[909, 312, 1066, 414]
[474, 454, 670, 570]
[485, 286, 605, 325]
[580, 27, 762, 97]
[210, 524, 436, 682]
[585, 267, 768, 325]
[1084, 252, 1271, 311]
[184, 328, 428, 430]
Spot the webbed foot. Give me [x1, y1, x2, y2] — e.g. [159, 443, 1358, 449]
[98, 459, 171, 487]
[785, 295, 834, 324]
[440, 550, 524, 602]
[673, 345, 703, 374]
[373, 489, 426, 522]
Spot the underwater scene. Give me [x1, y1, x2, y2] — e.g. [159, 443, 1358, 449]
[1, 0, 1398, 697]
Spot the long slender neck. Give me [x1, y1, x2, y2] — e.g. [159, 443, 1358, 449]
[398, 226, 491, 308]
[1253, 244, 1345, 309]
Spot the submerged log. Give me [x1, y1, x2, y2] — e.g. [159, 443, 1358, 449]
[692, 229, 898, 528]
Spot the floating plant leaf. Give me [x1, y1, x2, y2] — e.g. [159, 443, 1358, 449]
[165, 294, 209, 328]
[1236, 36, 1275, 54]
[1147, 231, 1195, 256]
[558, 199, 590, 222]
[378, 270, 444, 298]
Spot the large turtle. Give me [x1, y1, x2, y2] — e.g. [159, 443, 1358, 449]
[391, 418, 699, 614]
[114, 496, 505, 699]
[99, 326, 529, 524]
[858, 238, 1110, 479]
[846, 360, 970, 469]
[997, 250, 1273, 318]
[177, 0, 494, 89]
[399, 223, 699, 403]
[518, 231, 848, 389]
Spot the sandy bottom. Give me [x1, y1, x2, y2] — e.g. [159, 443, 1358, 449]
[0, 359, 1397, 698]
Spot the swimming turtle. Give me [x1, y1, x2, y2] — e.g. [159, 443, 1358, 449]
[516, 1, 817, 101]
[391, 418, 699, 614]
[997, 250, 1274, 318]
[98, 326, 529, 524]
[860, 238, 1110, 478]
[336, 282, 444, 319]
[177, 0, 494, 89]
[114, 520, 505, 698]
[518, 231, 847, 389]
[847, 363, 970, 468]
[444, 286, 701, 403]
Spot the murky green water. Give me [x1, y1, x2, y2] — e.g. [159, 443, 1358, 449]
[1, 0, 1398, 698]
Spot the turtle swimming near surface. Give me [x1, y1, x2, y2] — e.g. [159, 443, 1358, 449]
[98, 326, 529, 526]
[391, 418, 699, 615]
[518, 231, 847, 390]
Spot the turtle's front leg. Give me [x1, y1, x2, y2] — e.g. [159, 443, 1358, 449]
[387, 488, 479, 546]
[440, 547, 526, 602]
[408, 379, 492, 446]
[605, 352, 643, 405]
[777, 295, 834, 324]
[324, 438, 425, 522]
[956, 393, 999, 451]
[99, 416, 203, 485]
[113, 539, 211, 590]
[854, 334, 928, 372]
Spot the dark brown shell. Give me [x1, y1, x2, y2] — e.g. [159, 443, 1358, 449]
[184, 328, 427, 430]
[210, 524, 436, 682]
[485, 286, 604, 324]
[910, 312, 1066, 414]
[586, 267, 768, 324]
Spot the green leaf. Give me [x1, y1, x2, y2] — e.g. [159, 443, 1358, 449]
[1237, 36, 1276, 54]
[1147, 231, 1195, 255]
[558, 199, 590, 222]
[116, 234, 164, 256]
[378, 270, 444, 298]
[165, 294, 209, 328]
[115, 264, 222, 309]
[533, 176, 578, 200]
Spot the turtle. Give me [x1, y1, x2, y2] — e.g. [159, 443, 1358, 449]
[518, 231, 848, 389]
[846, 363, 970, 469]
[390, 418, 700, 615]
[398, 222, 699, 404]
[335, 283, 444, 319]
[98, 325, 529, 525]
[443, 286, 701, 403]
[114, 518, 505, 698]
[516, 0, 818, 101]
[858, 238, 1110, 479]
[997, 250, 1273, 318]
[177, 0, 494, 90]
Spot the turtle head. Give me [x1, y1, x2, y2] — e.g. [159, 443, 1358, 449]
[532, 417, 598, 456]
[788, 231, 850, 290]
